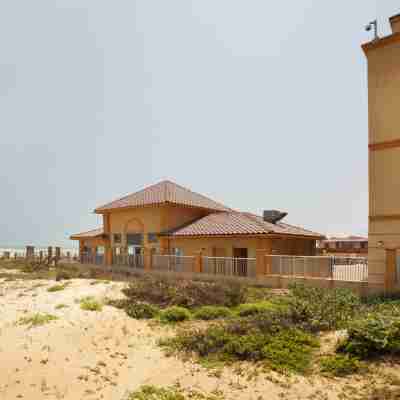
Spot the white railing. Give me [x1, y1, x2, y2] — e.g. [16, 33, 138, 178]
[152, 255, 195, 273]
[112, 254, 144, 269]
[81, 253, 104, 266]
[202, 257, 257, 278]
[265, 255, 368, 282]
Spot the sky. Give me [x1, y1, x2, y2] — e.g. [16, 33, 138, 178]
[0, 1, 399, 248]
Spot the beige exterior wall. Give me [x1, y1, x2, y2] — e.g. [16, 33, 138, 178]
[365, 27, 400, 284]
[168, 236, 316, 258]
[106, 204, 207, 250]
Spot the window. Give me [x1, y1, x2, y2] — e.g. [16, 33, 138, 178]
[172, 248, 183, 257]
[126, 233, 143, 246]
[147, 233, 158, 243]
[97, 246, 105, 255]
[113, 233, 122, 244]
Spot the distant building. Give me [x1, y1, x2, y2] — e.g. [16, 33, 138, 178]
[363, 13, 400, 284]
[318, 236, 368, 257]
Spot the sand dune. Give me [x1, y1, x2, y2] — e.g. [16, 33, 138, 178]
[0, 275, 392, 400]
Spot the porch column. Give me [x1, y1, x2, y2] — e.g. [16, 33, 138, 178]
[159, 237, 170, 255]
[105, 246, 112, 266]
[143, 247, 152, 271]
[194, 250, 203, 274]
[385, 248, 397, 292]
[256, 249, 268, 277]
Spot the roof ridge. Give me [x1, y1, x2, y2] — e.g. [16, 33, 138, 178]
[165, 181, 231, 210]
[95, 181, 166, 211]
[95, 180, 231, 212]
[240, 212, 276, 233]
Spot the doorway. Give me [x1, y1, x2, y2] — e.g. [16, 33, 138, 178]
[233, 248, 248, 276]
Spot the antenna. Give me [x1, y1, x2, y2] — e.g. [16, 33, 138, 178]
[365, 20, 379, 41]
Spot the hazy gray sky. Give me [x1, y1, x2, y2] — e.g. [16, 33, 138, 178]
[0, 1, 399, 247]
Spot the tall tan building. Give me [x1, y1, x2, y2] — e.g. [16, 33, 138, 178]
[363, 14, 400, 284]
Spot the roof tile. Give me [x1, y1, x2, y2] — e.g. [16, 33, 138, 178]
[167, 212, 323, 238]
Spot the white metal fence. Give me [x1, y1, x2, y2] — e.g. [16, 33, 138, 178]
[152, 255, 195, 273]
[265, 255, 368, 282]
[202, 257, 257, 278]
[112, 254, 144, 269]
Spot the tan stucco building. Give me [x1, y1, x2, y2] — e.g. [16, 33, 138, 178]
[363, 14, 400, 284]
[70, 180, 323, 265]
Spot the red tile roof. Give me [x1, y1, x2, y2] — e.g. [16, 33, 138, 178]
[95, 180, 231, 213]
[166, 212, 323, 238]
[70, 228, 104, 239]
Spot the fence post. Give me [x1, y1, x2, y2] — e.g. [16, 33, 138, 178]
[39, 251, 43, 263]
[47, 247, 53, 265]
[26, 246, 34, 260]
[256, 249, 267, 277]
[385, 248, 397, 293]
[194, 251, 203, 274]
[144, 247, 152, 271]
[55, 247, 61, 267]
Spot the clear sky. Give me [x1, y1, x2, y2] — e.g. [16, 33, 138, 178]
[0, 1, 399, 247]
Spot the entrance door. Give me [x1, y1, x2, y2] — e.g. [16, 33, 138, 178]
[233, 248, 248, 276]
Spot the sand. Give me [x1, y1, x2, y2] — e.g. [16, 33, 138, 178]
[0, 275, 394, 400]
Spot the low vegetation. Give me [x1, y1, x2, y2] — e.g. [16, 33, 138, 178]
[80, 296, 103, 312]
[160, 306, 192, 323]
[55, 303, 69, 310]
[121, 275, 247, 309]
[47, 283, 68, 292]
[236, 302, 277, 317]
[193, 306, 233, 320]
[125, 302, 160, 319]
[319, 354, 365, 377]
[126, 385, 223, 400]
[337, 315, 400, 359]
[18, 313, 58, 327]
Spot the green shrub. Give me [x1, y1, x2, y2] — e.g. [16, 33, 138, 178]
[122, 275, 246, 309]
[161, 323, 319, 374]
[47, 283, 68, 292]
[236, 302, 276, 317]
[55, 270, 72, 281]
[261, 329, 319, 374]
[337, 315, 400, 359]
[319, 354, 364, 377]
[160, 306, 191, 323]
[80, 296, 103, 312]
[125, 302, 160, 319]
[126, 385, 222, 400]
[127, 385, 185, 400]
[194, 306, 233, 320]
[286, 284, 360, 331]
[55, 303, 68, 310]
[18, 313, 58, 327]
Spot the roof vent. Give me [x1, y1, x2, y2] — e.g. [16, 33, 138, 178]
[263, 210, 288, 224]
